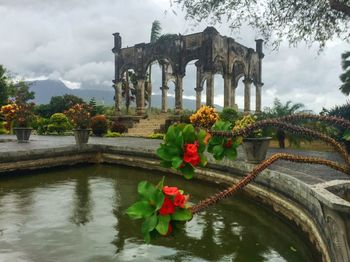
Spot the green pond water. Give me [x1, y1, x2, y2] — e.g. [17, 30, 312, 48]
[0, 164, 319, 261]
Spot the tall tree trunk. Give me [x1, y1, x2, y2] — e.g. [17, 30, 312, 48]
[148, 65, 152, 112]
[126, 71, 130, 114]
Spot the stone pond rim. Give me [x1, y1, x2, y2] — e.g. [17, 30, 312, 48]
[0, 135, 349, 261]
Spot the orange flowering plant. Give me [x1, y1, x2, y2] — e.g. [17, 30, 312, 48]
[189, 105, 219, 129]
[0, 101, 35, 129]
[64, 103, 92, 129]
[126, 178, 192, 243]
[0, 103, 18, 131]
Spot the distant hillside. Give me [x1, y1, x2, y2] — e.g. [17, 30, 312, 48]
[28, 79, 223, 111]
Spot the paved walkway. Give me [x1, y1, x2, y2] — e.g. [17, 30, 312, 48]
[0, 135, 349, 185]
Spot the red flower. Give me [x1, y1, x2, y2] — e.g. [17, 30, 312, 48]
[165, 223, 173, 236]
[159, 196, 175, 215]
[223, 138, 233, 148]
[174, 193, 188, 208]
[163, 186, 179, 196]
[183, 143, 201, 166]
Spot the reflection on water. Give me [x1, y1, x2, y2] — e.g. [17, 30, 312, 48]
[0, 164, 320, 261]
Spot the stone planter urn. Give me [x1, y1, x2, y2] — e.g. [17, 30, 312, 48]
[242, 137, 272, 164]
[73, 129, 91, 146]
[13, 127, 32, 143]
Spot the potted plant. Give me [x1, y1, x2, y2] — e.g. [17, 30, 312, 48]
[12, 102, 35, 143]
[65, 104, 92, 145]
[233, 114, 271, 163]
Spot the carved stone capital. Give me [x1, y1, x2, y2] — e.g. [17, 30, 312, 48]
[243, 78, 253, 85]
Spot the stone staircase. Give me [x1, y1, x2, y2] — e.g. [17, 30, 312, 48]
[127, 114, 168, 137]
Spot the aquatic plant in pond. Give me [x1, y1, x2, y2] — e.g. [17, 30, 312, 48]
[127, 113, 350, 243]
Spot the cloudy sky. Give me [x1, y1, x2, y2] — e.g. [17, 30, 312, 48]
[0, 0, 348, 112]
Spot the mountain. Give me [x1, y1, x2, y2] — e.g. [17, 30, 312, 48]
[28, 79, 223, 111]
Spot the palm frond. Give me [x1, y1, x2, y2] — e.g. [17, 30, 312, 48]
[150, 20, 162, 43]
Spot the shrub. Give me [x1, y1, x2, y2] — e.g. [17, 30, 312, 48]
[148, 133, 165, 139]
[110, 121, 127, 134]
[32, 117, 50, 135]
[0, 121, 7, 134]
[48, 113, 71, 134]
[326, 101, 350, 152]
[91, 115, 108, 137]
[190, 106, 219, 129]
[105, 131, 122, 137]
[220, 107, 240, 123]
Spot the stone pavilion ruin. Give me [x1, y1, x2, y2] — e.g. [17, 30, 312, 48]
[112, 27, 264, 114]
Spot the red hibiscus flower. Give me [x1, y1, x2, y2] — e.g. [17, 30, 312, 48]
[165, 223, 173, 236]
[174, 193, 188, 208]
[183, 143, 201, 166]
[163, 186, 179, 196]
[159, 196, 175, 215]
[223, 138, 233, 148]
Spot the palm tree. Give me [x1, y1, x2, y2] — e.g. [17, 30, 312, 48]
[147, 20, 162, 112]
[340, 51, 350, 96]
[263, 98, 309, 148]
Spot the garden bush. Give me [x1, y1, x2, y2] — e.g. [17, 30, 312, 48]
[219, 107, 241, 123]
[48, 113, 71, 134]
[325, 101, 350, 152]
[0, 121, 7, 134]
[91, 115, 108, 136]
[148, 133, 165, 139]
[104, 131, 122, 137]
[32, 117, 50, 135]
[110, 121, 127, 134]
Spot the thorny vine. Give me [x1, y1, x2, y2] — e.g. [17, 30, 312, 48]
[191, 114, 350, 214]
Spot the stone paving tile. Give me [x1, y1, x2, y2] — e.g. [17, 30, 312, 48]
[0, 135, 349, 185]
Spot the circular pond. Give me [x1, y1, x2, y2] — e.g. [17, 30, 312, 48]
[0, 164, 320, 261]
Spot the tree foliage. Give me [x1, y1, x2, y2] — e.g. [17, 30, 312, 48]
[262, 98, 310, 148]
[340, 51, 350, 95]
[175, 0, 350, 49]
[0, 65, 14, 107]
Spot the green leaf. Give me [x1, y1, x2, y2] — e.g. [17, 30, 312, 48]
[155, 214, 171, 235]
[126, 201, 155, 219]
[200, 154, 208, 167]
[138, 181, 157, 200]
[175, 133, 184, 147]
[225, 147, 237, 160]
[160, 160, 172, 168]
[180, 163, 194, 179]
[213, 145, 224, 156]
[343, 130, 350, 141]
[165, 125, 176, 143]
[156, 146, 173, 161]
[171, 209, 192, 221]
[183, 124, 196, 143]
[198, 129, 207, 142]
[153, 190, 165, 210]
[172, 156, 183, 169]
[142, 214, 158, 235]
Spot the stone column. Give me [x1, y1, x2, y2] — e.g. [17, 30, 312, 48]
[231, 80, 237, 109]
[255, 82, 263, 113]
[206, 72, 214, 107]
[195, 88, 203, 110]
[114, 81, 122, 115]
[195, 64, 202, 110]
[223, 74, 231, 108]
[243, 77, 252, 113]
[160, 86, 169, 113]
[175, 75, 184, 114]
[136, 79, 145, 115]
